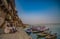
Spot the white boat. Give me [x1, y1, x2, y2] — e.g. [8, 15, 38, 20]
[32, 26, 49, 31]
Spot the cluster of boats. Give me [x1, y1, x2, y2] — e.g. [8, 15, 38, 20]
[24, 26, 57, 39]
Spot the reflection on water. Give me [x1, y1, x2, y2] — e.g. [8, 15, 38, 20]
[30, 33, 37, 39]
[29, 24, 60, 39]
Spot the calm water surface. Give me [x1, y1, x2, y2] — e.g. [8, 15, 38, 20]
[30, 24, 60, 39]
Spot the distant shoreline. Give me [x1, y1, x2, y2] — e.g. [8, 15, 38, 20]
[24, 23, 60, 26]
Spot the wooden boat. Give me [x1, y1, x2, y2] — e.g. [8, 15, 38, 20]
[37, 32, 48, 37]
[32, 26, 49, 32]
[32, 31, 40, 33]
[25, 28, 32, 35]
[45, 33, 57, 39]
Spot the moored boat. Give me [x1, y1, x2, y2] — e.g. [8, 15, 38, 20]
[32, 26, 49, 32]
[45, 33, 57, 39]
[37, 31, 49, 37]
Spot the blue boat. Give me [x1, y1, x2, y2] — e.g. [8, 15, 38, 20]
[25, 28, 32, 35]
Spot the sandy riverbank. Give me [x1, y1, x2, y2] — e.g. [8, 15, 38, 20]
[0, 27, 32, 39]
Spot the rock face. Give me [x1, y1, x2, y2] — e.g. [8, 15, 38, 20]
[0, 17, 4, 27]
[0, 0, 23, 28]
[0, 0, 31, 39]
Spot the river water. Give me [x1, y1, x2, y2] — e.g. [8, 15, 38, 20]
[45, 24, 60, 39]
[29, 24, 60, 39]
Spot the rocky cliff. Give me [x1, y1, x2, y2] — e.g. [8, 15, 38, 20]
[0, 0, 24, 28]
[0, 0, 31, 39]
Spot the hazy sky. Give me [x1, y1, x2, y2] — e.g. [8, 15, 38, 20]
[15, 0, 60, 24]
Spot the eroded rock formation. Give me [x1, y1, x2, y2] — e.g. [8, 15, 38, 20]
[0, 0, 24, 28]
[0, 0, 32, 39]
